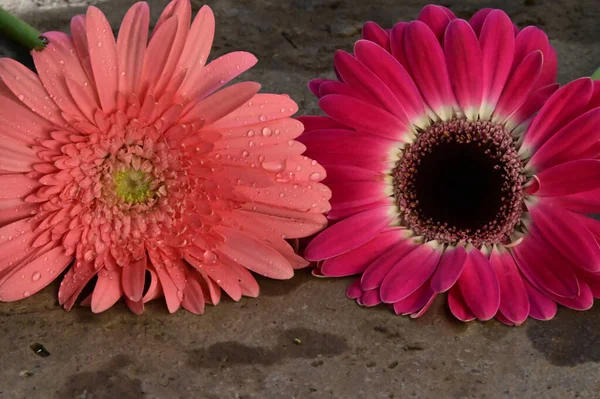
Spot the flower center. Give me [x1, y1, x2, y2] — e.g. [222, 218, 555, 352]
[393, 119, 525, 246]
[114, 168, 154, 204]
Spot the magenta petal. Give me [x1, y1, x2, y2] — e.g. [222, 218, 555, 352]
[361, 21, 390, 52]
[493, 50, 543, 122]
[305, 206, 395, 261]
[296, 115, 347, 132]
[529, 107, 600, 171]
[479, 10, 515, 119]
[380, 242, 443, 303]
[404, 21, 455, 120]
[354, 40, 427, 127]
[444, 19, 483, 120]
[430, 245, 467, 293]
[319, 95, 410, 141]
[308, 78, 330, 98]
[346, 278, 363, 299]
[457, 249, 500, 321]
[495, 311, 516, 326]
[448, 284, 476, 322]
[468, 8, 493, 36]
[326, 199, 392, 221]
[393, 282, 435, 315]
[321, 228, 406, 277]
[361, 289, 382, 307]
[529, 203, 600, 272]
[535, 160, 600, 197]
[361, 238, 417, 291]
[506, 83, 559, 131]
[328, 182, 389, 209]
[490, 247, 529, 325]
[390, 22, 409, 69]
[522, 277, 557, 320]
[523, 78, 593, 150]
[542, 282, 594, 311]
[512, 231, 580, 298]
[549, 188, 600, 214]
[418, 4, 454, 43]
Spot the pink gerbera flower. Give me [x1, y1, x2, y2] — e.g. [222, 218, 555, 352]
[0, 0, 330, 314]
[300, 5, 600, 325]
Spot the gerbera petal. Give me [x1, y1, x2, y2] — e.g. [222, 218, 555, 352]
[542, 282, 594, 311]
[457, 248, 500, 321]
[354, 40, 428, 128]
[522, 277, 557, 320]
[528, 202, 600, 272]
[361, 237, 417, 291]
[512, 230, 580, 298]
[305, 206, 396, 261]
[138, 16, 178, 98]
[493, 50, 543, 122]
[535, 160, 600, 197]
[430, 244, 467, 293]
[211, 93, 298, 128]
[0, 95, 51, 145]
[0, 246, 72, 302]
[392, 282, 435, 315]
[404, 21, 455, 120]
[361, 21, 390, 51]
[418, 4, 454, 43]
[91, 268, 122, 313]
[116, 1, 150, 97]
[296, 115, 346, 132]
[85, 6, 119, 113]
[444, 19, 483, 120]
[468, 8, 492, 36]
[346, 278, 363, 299]
[479, 10, 515, 120]
[380, 241, 443, 303]
[522, 78, 594, 151]
[448, 284, 476, 322]
[318, 95, 411, 141]
[490, 246, 529, 325]
[328, 181, 390, 209]
[389, 22, 409, 69]
[181, 271, 206, 315]
[321, 228, 408, 277]
[360, 289, 382, 307]
[121, 256, 146, 302]
[505, 83, 559, 133]
[549, 188, 600, 214]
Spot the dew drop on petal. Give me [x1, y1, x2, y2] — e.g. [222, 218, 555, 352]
[177, 290, 184, 301]
[23, 291, 31, 298]
[203, 250, 217, 263]
[259, 115, 267, 121]
[309, 172, 321, 181]
[242, 150, 249, 157]
[97, 42, 103, 47]
[32, 272, 41, 282]
[247, 130, 255, 137]
[262, 127, 272, 137]
[262, 160, 285, 172]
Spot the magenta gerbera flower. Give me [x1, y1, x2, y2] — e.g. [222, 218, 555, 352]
[300, 5, 600, 325]
[0, 0, 330, 314]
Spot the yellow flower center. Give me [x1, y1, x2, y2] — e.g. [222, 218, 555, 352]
[113, 169, 154, 203]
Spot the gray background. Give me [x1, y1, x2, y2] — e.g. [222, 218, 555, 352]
[0, 0, 599, 398]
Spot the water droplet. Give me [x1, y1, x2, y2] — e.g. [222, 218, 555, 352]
[262, 160, 285, 172]
[203, 251, 217, 263]
[23, 291, 31, 298]
[279, 193, 285, 198]
[309, 172, 321, 181]
[32, 272, 41, 282]
[242, 150, 249, 157]
[262, 127, 272, 137]
[280, 108, 286, 113]
[18, 94, 24, 101]
[177, 290, 184, 301]
[296, 165, 302, 172]
[97, 42, 103, 47]
[259, 115, 267, 121]
[247, 130, 255, 137]
[311, 160, 317, 165]
[121, 71, 126, 76]
[248, 141, 255, 147]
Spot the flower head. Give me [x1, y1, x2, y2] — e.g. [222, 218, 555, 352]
[0, 0, 330, 314]
[300, 5, 600, 325]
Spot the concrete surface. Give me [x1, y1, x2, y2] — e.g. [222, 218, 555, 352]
[1, 0, 600, 398]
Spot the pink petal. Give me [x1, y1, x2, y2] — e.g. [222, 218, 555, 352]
[305, 206, 396, 261]
[308, 78, 329, 97]
[354, 40, 428, 127]
[186, 256, 242, 302]
[326, 198, 393, 221]
[390, 22, 409, 69]
[505, 83, 559, 132]
[493, 51, 543, 122]
[318, 95, 410, 141]
[393, 282, 435, 315]
[468, 8, 493, 36]
[70, 15, 95, 87]
[321, 228, 407, 277]
[479, 10, 515, 119]
[457, 248, 500, 320]
[0, 58, 66, 127]
[138, 16, 178, 98]
[380, 242, 443, 303]
[535, 160, 600, 197]
[91, 268, 122, 313]
[542, 281, 594, 311]
[211, 94, 298, 129]
[217, 227, 294, 279]
[549, 188, 600, 214]
[181, 82, 261, 125]
[116, 1, 150, 97]
[85, 6, 119, 113]
[180, 52, 258, 101]
[490, 247, 529, 325]
[361, 22, 390, 51]
[512, 230, 580, 298]
[418, 5, 454, 43]
[0, 95, 51, 145]
[430, 245, 467, 292]
[448, 284, 476, 322]
[529, 107, 600, 171]
[360, 239, 417, 291]
[0, 246, 71, 302]
[328, 181, 389, 210]
[121, 256, 146, 301]
[404, 21, 455, 120]
[227, 260, 260, 297]
[444, 19, 483, 120]
[346, 278, 363, 299]
[153, 265, 181, 313]
[181, 272, 206, 315]
[523, 78, 593, 151]
[522, 277, 557, 320]
[360, 289, 382, 307]
[528, 202, 600, 272]
[322, 165, 382, 184]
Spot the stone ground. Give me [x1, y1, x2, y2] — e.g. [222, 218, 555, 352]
[1, 0, 600, 398]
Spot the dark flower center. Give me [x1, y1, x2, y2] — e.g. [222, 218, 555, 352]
[393, 119, 525, 246]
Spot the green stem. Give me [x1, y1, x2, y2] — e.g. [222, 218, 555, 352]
[592, 67, 600, 81]
[0, 7, 46, 51]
